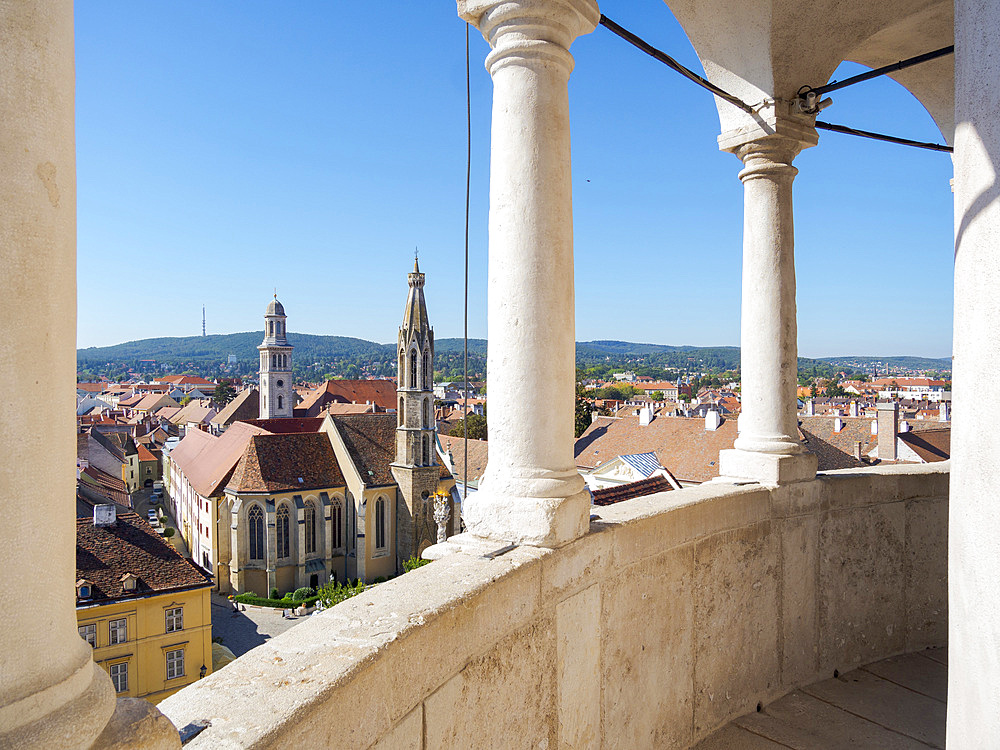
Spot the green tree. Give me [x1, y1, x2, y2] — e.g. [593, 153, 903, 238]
[211, 382, 237, 407]
[449, 413, 488, 440]
[179, 395, 193, 406]
[575, 387, 592, 438]
[650, 391, 664, 401]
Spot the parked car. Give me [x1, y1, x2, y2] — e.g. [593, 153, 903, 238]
[147, 509, 158, 521]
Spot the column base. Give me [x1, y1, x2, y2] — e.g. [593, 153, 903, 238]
[718, 448, 817, 485]
[462, 485, 591, 548]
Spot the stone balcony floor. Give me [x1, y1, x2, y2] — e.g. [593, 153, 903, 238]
[694, 648, 947, 749]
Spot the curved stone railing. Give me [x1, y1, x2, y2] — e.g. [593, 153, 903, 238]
[159, 463, 948, 749]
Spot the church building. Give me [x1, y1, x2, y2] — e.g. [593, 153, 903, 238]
[199, 262, 461, 596]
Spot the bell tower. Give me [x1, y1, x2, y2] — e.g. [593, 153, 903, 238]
[391, 257, 443, 561]
[258, 295, 293, 419]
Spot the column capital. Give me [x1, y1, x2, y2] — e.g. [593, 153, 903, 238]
[458, 0, 600, 75]
[717, 99, 818, 156]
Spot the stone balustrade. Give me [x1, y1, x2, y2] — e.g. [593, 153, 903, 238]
[159, 462, 948, 748]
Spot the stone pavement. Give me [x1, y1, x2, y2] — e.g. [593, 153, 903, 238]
[694, 648, 947, 749]
[210, 592, 310, 658]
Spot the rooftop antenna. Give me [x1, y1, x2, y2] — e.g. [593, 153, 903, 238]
[202, 305, 206, 337]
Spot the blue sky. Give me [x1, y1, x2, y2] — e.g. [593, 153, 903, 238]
[75, 2, 954, 358]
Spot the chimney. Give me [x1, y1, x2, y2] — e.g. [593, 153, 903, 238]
[705, 410, 721, 431]
[877, 402, 899, 461]
[854, 441, 863, 461]
[939, 400, 950, 422]
[849, 401, 859, 417]
[94, 504, 117, 527]
[638, 407, 654, 427]
[899, 419, 910, 433]
[805, 400, 815, 416]
[833, 417, 844, 433]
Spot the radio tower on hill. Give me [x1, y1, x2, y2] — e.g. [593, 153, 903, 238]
[202, 305, 206, 337]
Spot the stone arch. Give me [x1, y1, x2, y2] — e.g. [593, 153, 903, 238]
[247, 503, 265, 561]
[374, 496, 387, 550]
[276, 502, 291, 559]
[330, 495, 343, 550]
[304, 498, 316, 555]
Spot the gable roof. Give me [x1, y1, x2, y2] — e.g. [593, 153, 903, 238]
[798, 416, 876, 471]
[182, 421, 270, 498]
[76, 511, 212, 603]
[298, 379, 396, 413]
[241, 417, 325, 434]
[330, 414, 397, 486]
[619, 452, 663, 478]
[438, 434, 489, 485]
[211, 388, 260, 426]
[898, 428, 950, 462]
[166, 429, 218, 476]
[79, 466, 129, 506]
[226, 433, 346, 494]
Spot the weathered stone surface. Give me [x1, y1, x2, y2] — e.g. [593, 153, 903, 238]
[90, 698, 180, 750]
[601, 546, 694, 749]
[542, 526, 612, 602]
[424, 618, 557, 750]
[556, 585, 600, 749]
[779, 514, 819, 686]
[370, 705, 421, 750]
[819, 503, 906, 672]
[905, 497, 948, 650]
[693, 522, 780, 737]
[734, 689, 931, 749]
[803, 669, 946, 748]
[862, 652, 948, 702]
[692, 725, 787, 749]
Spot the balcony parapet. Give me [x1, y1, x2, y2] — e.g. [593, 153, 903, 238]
[159, 462, 948, 749]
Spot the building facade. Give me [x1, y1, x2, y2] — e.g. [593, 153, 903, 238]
[258, 296, 293, 420]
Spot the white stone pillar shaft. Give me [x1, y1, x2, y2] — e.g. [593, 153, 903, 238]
[0, 2, 117, 747]
[734, 138, 802, 455]
[949, 0, 1000, 742]
[457, 0, 598, 548]
[718, 131, 817, 485]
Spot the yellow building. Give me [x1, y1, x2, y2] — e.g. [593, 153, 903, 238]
[76, 507, 214, 704]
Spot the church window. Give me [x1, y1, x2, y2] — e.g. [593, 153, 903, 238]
[277, 395, 283, 410]
[248, 505, 264, 561]
[332, 500, 342, 549]
[423, 398, 430, 428]
[409, 351, 416, 389]
[276, 379, 283, 388]
[422, 352, 429, 388]
[423, 435, 431, 467]
[374, 497, 386, 550]
[268, 321, 273, 336]
[304, 500, 316, 555]
[276, 504, 290, 559]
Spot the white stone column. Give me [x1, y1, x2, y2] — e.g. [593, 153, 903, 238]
[456, 0, 598, 548]
[718, 127, 818, 485]
[0, 3, 178, 747]
[0, 2, 115, 746]
[949, 0, 1000, 743]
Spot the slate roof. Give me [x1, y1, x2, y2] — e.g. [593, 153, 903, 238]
[76, 512, 212, 604]
[330, 414, 397, 486]
[226, 433, 346, 493]
[575, 414, 737, 484]
[591, 475, 673, 506]
[242, 417, 324, 434]
[898, 428, 950, 462]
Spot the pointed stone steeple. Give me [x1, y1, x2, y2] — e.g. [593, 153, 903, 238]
[391, 257, 442, 562]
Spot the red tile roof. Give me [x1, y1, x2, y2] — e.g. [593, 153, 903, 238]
[330, 414, 398, 486]
[591, 475, 673, 506]
[298, 379, 396, 414]
[898, 428, 950, 463]
[227, 433, 346, 494]
[76, 511, 212, 603]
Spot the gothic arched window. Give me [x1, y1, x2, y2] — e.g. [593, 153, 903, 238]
[331, 499, 343, 549]
[374, 497, 386, 550]
[277, 395, 283, 410]
[423, 398, 430, 428]
[423, 435, 431, 467]
[422, 352, 429, 388]
[409, 351, 417, 389]
[276, 504, 290, 559]
[304, 500, 316, 555]
[398, 397, 404, 426]
[248, 505, 264, 561]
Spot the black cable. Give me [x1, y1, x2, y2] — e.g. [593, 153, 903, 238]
[816, 121, 953, 153]
[598, 14, 951, 154]
[806, 46, 954, 97]
[598, 15, 754, 114]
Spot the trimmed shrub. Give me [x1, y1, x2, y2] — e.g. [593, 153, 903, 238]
[233, 592, 321, 609]
[270, 588, 280, 600]
[163, 527, 175, 538]
[292, 587, 315, 601]
[316, 579, 366, 608]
